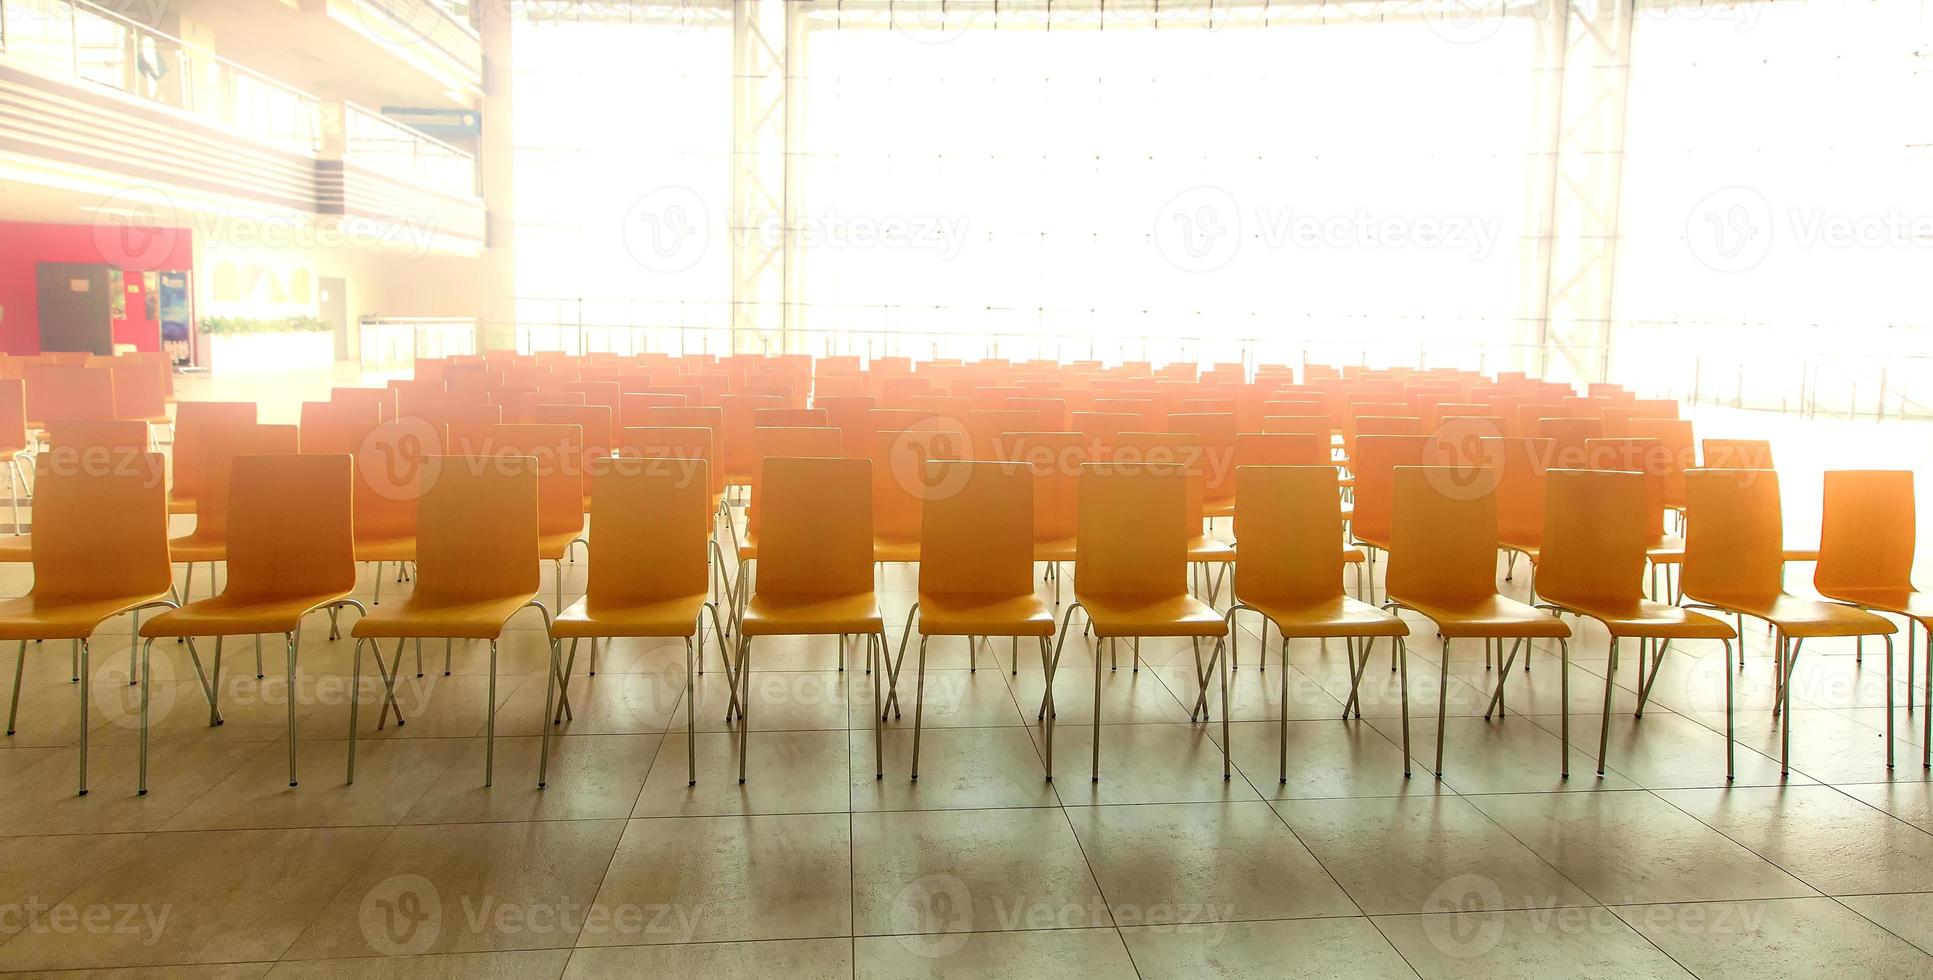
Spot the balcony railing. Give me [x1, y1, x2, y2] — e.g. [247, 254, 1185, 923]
[344, 102, 478, 198]
[0, 0, 321, 155]
[360, 316, 478, 370]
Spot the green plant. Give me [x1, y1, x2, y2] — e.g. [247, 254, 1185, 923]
[199, 315, 331, 336]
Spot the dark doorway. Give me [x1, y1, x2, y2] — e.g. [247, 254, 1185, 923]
[36, 262, 114, 354]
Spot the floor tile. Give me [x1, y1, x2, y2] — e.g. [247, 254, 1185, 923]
[853, 927, 1138, 979]
[1373, 906, 1695, 978]
[1659, 784, 1933, 895]
[559, 939, 851, 979]
[1120, 916, 1415, 979]
[851, 807, 1105, 935]
[1612, 897, 1933, 980]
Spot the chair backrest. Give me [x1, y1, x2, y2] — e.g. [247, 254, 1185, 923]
[416, 402, 504, 449]
[224, 454, 356, 601]
[1537, 469, 1649, 609]
[31, 451, 171, 602]
[192, 424, 302, 541]
[23, 363, 115, 425]
[1585, 437, 1668, 532]
[300, 401, 381, 456]
[1628, 418, 1694, 508]
[447, 423, 585, 539]
[1429, 417, 1507, 470]
[1234, 466, 1349, 606]
[1682, 468, 1786, 601]
[1115, 431, 1211, 525]
[172, 402, 260, 507]
[919, 460, 1035, 599]
[352, 419, 428, 545]
[103, 359, 166, 422]
[0, 379, 23, 455]
[1703, 438, 1773, 470]
[1010, 397, 1067, 431]
[1072, 411, 1137, 461]
[1816, 470, 1917, 596]
[755, 408, 830, 429]
[1534, 416, 1602, 468]
[648, 405, 724, 439]
[1482, 437, 1552, 548]
[586, 457, 711, 603]
[754, 457, 874, 599]
[998, 432, 1083, 542]
[1386, 466, 1500, 604]
[1263, 415, 1332, 440]
[414, 455, 540, 600]
[1356, 416, 1425, 440]
[812, 395, 877, 456]
[619, 392, 685, 428]
[1168, 413, 1238, 509]
[1075, 463, 1189, 601]
[615, 426, 721, 496]
[749, 426, 842, 534]
[45, 419, 148, 454]
[871, 427, 960, 540]
[718, 394, 785, 479]
[331, 387, 397, 422]
[1350, 435, 1429, 546]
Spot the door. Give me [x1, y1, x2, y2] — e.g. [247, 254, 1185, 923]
[36, 263, 114, 354]
[321, 276, 349, 362]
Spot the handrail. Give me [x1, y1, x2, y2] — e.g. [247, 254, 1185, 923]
[360, 315, 478, 369]
[342, 100, 478, 196]
[0, 0, 322, 154]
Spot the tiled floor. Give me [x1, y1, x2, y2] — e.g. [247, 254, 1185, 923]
[1, 371, 1932, 978]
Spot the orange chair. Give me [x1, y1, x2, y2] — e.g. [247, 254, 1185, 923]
[1629, 418, 1694, 525]
[619, 392, 684, 428]
[731, 426, 843, 630]
[754, 408, 830, 429]
[718, 394, 784, 489]
[137, 455, 362, 789]
[1168, 412, 1239, 522]
[1117, 432, 1235, 604]
[299, 401, 380, 455]
[545, 458, 728, 786]
[1702, 438, 1774, 470]
[1229, 466, 1410, 781]
[1347, 435, 1429, 602]
[869, 428, 951, 569]
[615, 425, 734, 609]
[1071, 411, 1137, 462]
[1534, 416, 1602, 469]
[350, 420, 424, 607]
[1047, 463, 1230, 782]
[0, 379, 29, 533]
[1485, 437, 1553, 586]
[102, 358, 171, 435]
[169, 423, 301, 603]
[733, 457, 887, 780]
[532, 403, 613, 514]
[890, 460, 1056, 778]
[0, 453, 176, 795]
[448, 423, 587, 611]
[167, 402, 257, 514]
[998, 432, 1083, 606]
[1583, 437, 1684, 604]
[966, 409, 1039, 461]
[1383, 467, 1573, 779]
[1535, 470, 1736, 777]
[347, 456, 551, 786]
[1814, 470, 1931, 767]
[23, 362, 116, 431]
[813, 395, 877, 457]
[1681, 469, 1897, 774]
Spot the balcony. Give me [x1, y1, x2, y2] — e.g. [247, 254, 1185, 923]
[323, 0, 482, 100]
[0, 0, 484, 251]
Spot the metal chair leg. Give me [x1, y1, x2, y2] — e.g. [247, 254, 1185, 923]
[138, 638, 154, 794]
[5, 639, 23, 735]
[484, 638, 499, 786]
[347, 638, 364, 783]
[736, 635, 753, 782]
[1397, 637, 1412, 778]
[285, 631, 301, 786]
[77, 638, 90, 796]
[539, 636, 560, 789]
[1597, 638, 1618, 776]
[685, 636, 697, 785]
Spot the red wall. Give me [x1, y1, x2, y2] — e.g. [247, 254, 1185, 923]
[0, 220, 195, 355]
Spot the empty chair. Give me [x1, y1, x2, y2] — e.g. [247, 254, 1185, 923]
[733, 457, 887, 780]
[169, 424, 301, 603]
[1168, 412, 1239, 521]
[168, 402, 257, 514]
[330, 387, 397, 423]
[1680, 469, 1897, 774]
[348, 457, 552, 786]
[1382, 467, 1573, 779]
[1047, 463, 1230, 782]
[448, 423, 587, 611]
[891, 460, 1056, 778]
[1535, 469, 1736, 778]
[1534, 416, 1601, 468]
[998, 432, 1083, 605]
[1, 453, 176, 795]
[545, 458, 728, 786]
[1348, 435, 1429, 601]
[1813, 470, 1931, 767]
[137, 455, 363, 790]
[1228, 466, 1410, 781]
[0, 379, 27, 533]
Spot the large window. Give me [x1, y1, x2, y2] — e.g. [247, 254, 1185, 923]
[1614, 0, 1933, 414]
[510, 2, 733, 354]
[793, 12, 1545, 367]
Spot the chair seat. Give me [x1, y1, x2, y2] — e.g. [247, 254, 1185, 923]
[142, 590, 354, 637]
[168, 532, 226, 564]
[552, 593, 708, 639]
[1816, 587, 1933, 626]
[1389, 593, 1572, 639]
[740, 592, 883, 635]
[0, 590, 173, 640]
[874, 536, 921, 564]
[1203, 499, 1235, 519]
[0, 535, 29, 563]
[1079, 593, 1226, 639]
[1243, 595, 1410, 639]
[352, 591, 540, 639]
[919, 592, 1055, 637]
[166, 494, 194, 515]
[1646, 535, 1685, 564]
[354, 536, 416, 563]
[1687, 591, 1899, 639]
[1342, 547, 1366, 565]
[1354, 532, 1390, 552]
[1553, 597, 1736, 640]
[1782, 546, 1820, 563]
[737, 530, 758, 562]
[1187, 536, 1234, 563]
[1033, 536, 1077, 562]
